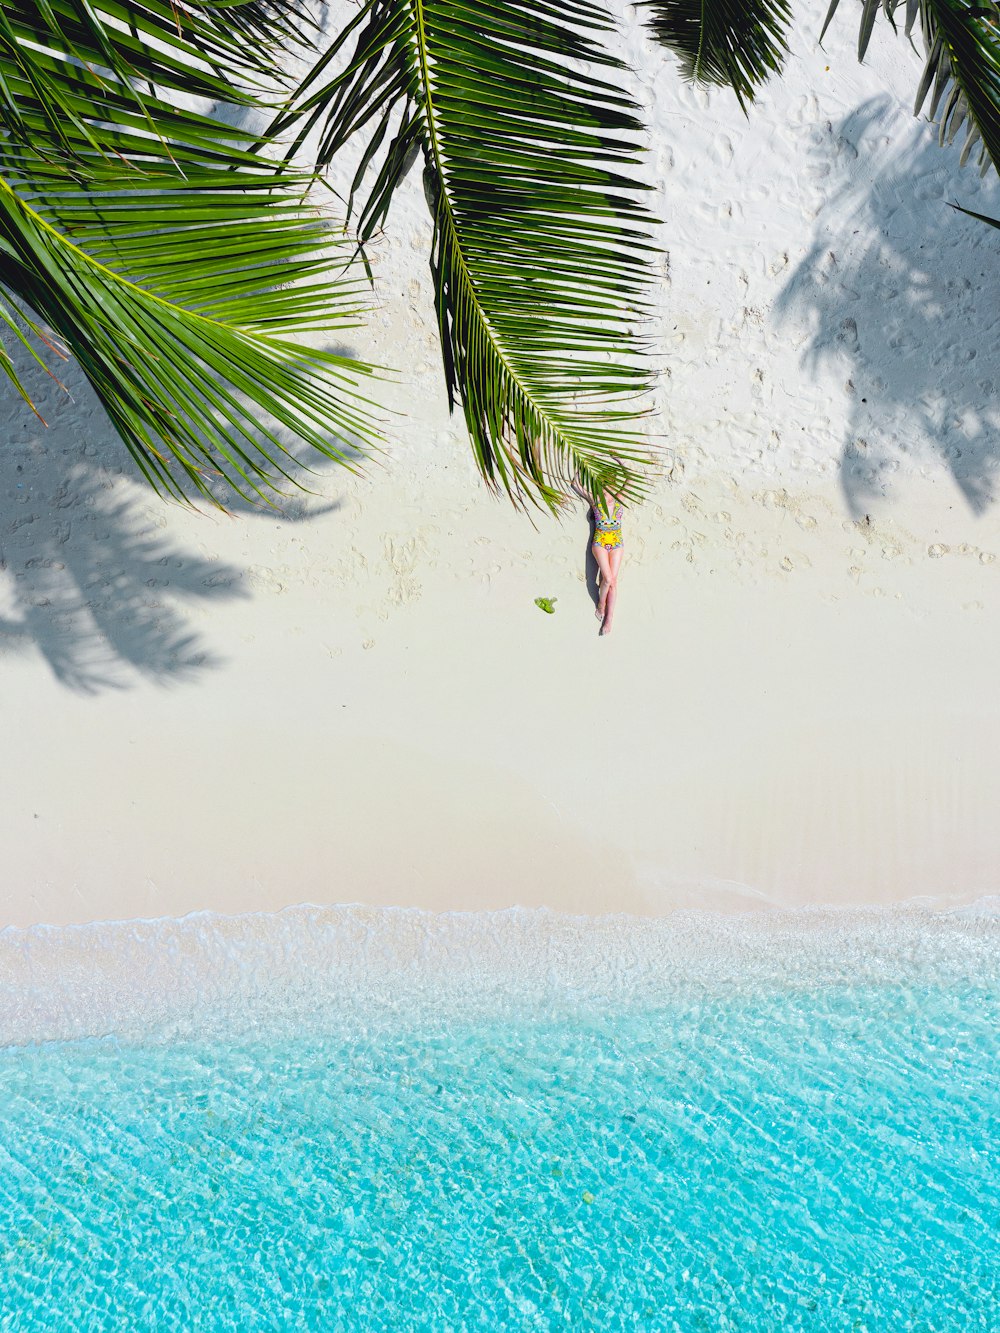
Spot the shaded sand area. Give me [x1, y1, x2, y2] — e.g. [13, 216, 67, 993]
[3, 0, 1000, 924]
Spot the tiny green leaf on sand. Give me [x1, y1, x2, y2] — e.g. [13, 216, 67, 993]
[534, 597, 557, 614]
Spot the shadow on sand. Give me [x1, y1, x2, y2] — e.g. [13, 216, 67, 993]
[776, 97, 1000, 516]
[0, 340, 356, 694]
[583, 527, 600, 613]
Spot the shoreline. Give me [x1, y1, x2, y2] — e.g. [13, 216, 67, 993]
[5, 887, 999, 936]
[3, 897, 997, 1047]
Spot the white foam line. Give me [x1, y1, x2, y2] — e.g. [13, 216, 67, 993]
[1, 900, 997, 1049]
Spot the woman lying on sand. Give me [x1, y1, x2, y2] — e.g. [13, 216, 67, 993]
[571, 475, 624, 636]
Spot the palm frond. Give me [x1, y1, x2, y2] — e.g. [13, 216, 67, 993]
[821, 0, 1000, 175]
[0, 293, 67, 419]
[274, 0, 658, 510]
[951, 199, 1000, 222]
[1, 0, 380, 503]
[642, 0, 792, 112]
[0, 1, 308, 167]
[1, 171, 379, 503]
[819, 0, 918, 58]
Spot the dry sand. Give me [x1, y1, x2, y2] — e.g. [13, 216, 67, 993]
[3, 0, 1000, 926]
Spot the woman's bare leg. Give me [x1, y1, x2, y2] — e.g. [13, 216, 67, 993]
[592, 543, 615, 620]
[600, 547, 623, 635]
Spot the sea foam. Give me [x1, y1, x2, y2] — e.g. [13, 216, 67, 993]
[2, 901, 997, 1047]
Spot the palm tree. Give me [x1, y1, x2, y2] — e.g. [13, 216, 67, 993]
[3, 0, 999, 511]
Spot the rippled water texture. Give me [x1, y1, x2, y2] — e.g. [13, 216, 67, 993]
[0, 907, 998, 1330]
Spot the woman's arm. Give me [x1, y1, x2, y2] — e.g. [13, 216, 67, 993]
[569, 476, 592, 505]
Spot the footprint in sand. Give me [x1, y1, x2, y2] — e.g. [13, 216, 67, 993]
[246, 565, 284, 594]
[383, 536, 422, 605]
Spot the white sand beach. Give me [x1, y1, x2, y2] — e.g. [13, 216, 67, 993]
[3, 0, 1000, 927]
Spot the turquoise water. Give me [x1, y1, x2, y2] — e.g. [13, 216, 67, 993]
[0, 909, 997, 1329]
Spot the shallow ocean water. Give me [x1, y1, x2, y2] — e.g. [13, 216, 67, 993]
[0, 907, 997, 1330]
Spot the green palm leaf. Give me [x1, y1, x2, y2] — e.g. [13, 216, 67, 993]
[1, 0, 380, 503]
[2, 173, 379, 502]
[822, 0, 1000, 174]
[642, 0, 792, 111]
[951, 198, 1000, 223]
[274, 0, 658, 509]
[0, 0, 308, 168]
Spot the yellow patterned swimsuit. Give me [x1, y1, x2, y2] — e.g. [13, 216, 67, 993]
[592, 500, 623, 550]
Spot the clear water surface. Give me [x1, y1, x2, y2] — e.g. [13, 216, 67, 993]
[0, 907, 997, 1330]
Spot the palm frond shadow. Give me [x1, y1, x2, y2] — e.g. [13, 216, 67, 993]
[206, 98, 274, 138]
[0, 336, 354, 694]
[775, 97, 1000, 516]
